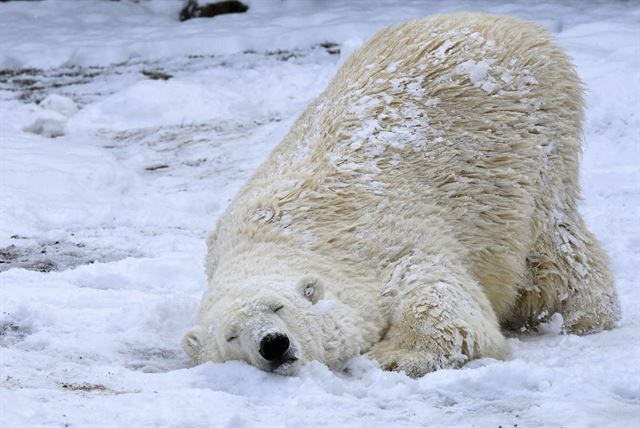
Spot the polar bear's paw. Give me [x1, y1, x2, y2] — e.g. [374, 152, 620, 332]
[368, 342, 459, 378]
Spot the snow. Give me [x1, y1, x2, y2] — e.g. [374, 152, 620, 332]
[1, 0, 638, 427]
[456, 59, 496, 92]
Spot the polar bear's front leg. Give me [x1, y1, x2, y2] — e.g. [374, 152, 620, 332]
[370, 259, 508, 377]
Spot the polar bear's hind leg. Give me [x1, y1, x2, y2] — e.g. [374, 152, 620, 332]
[510, 205, 620, 334]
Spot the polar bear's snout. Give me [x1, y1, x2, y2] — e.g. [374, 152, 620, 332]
[259, 332, 290, 361]
[258, 332, 300, 374]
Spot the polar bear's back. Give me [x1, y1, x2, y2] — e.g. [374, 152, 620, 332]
[266, 13, 582, 194]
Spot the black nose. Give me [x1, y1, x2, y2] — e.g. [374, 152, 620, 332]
[259, 333, 290, 361]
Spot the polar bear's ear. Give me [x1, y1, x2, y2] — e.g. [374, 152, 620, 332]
[182, 325, 206, 362]
[298, 277, 324, 304]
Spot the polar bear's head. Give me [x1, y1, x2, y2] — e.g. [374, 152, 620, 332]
[182, 276, 330, 375]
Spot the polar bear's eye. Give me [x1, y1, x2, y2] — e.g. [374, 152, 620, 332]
[272, 304, 284, 313]
[226, 335, 238, 342]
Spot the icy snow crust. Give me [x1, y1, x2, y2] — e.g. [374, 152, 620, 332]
[1, 1, 638, 427]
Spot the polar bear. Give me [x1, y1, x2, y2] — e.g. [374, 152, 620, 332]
[183, 13, 620, 377]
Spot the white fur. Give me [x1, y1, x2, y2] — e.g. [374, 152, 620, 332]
[184, 13, 620, 377]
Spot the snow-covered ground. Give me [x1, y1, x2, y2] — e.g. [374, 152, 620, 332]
[1, 1, 638, 426]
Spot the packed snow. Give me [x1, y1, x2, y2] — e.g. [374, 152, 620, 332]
[1, 1, 638, 427]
